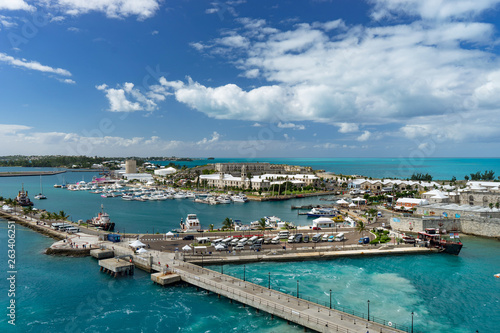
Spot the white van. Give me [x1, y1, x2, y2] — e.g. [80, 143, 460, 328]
[334, 233, 345, 241]
[287, 235, 295, 243]
[271, 236, 280, 244]
[312, 233, 323, 243]
[248, 236, 259, 244]
[278, 230, 290, 239]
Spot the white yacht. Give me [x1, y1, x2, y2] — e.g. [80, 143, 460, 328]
[180, 214, 201, 232]
[217, 195, 232, 204]
[231, 194, 248, 203]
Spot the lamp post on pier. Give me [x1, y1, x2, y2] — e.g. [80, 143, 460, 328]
[268, 272, 270, 289]
[243, 265, 246, 281]
[367, 300, 370, 321]
[296, 280, 299, 299]
[329, 289, 332, 309]
[411, 311, 414, 333]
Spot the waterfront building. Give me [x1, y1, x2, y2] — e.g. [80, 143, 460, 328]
[199, 167, 319, 190]
[213, 162, 312, 175]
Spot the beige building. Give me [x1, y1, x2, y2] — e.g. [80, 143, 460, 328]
[125, 159, 137, 174]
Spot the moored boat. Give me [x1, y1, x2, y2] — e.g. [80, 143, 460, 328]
[88, 205, 115, 231]
[418, 228, 463, 255]
[16, 184, 33, 206]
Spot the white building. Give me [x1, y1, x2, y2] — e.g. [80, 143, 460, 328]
[154, 167, 177, 176]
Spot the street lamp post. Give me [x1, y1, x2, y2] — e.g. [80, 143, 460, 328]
[367, 300, 370, 321]
[296, 280, 299, 299]
[243, 265, 246, 281]
[329, 289, 332, 309]
[268, 272, 270, 289]
[411, 311, 414, 333]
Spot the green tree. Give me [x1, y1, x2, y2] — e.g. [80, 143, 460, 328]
[222, 217, 233, 231]
[258, 218, 267, 233]
[356, 221, 367, 237]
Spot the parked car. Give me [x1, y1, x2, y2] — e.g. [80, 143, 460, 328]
[250, 243, 262, 251]
[312, 226, 321, 230]
[183, 235, 194, 240]
[327, 235, 334, 242]
[263, 237, 272, 244]
[234, 244, 245, 251]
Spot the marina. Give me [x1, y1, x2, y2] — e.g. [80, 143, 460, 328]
[0, 163, 499, 332]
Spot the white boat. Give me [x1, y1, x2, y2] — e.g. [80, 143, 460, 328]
[174, 192, 186, 199]
[231, 194, 248, 203]
[307, 207, 338, 217]
[185, 192, 196, 199]
[180, 214, 201, 232]
[34, 175, 47, 199]
[217, 195, 232, 204]
[122, 194, 134, 201]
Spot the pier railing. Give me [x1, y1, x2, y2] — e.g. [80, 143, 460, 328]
[175, 261, 423, 333]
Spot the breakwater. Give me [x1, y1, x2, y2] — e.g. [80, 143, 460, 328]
[0, 170, 66, 177]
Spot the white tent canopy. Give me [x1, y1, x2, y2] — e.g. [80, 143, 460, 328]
[182, 245, 192, 251]
[336, 199, 349, 205]
[136, 248, 148, 253]
[214, 244, 225, 250]
[129, 240, 146, 248]
[348, 202, 356, 207]
[166, 231, 174, 237]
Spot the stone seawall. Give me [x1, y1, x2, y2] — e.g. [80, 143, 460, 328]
[390, 216, 500, 238]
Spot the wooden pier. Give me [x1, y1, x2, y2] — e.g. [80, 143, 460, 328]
[161, 261, 407, 333]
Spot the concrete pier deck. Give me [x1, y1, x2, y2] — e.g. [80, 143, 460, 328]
[167, 261, 408, 333]
[99, 258, 134, 277]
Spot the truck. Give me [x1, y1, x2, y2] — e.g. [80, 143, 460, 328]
[358, 236, 370, 244]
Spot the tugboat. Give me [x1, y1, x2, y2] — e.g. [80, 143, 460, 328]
[87, 205, 115, 231]
[16, 184, 33, 206]
[418, 228, 463, 255]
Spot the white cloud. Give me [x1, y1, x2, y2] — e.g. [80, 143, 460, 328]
[357, 131, 372, 142]
[0, 52, 72, 77]
[67, 27, 80, 32]
[337, 123, 359, 133]
[370, 0, 500, 21]
[314, 143, 338, 149]
[97, 82, 160, 112]
[0, 15, 17, 28]
[197, 131, 221, 145]
[54, 0, 160, 20]
[252, 123, 263, 127]
[151, 30, 159, 35]
[277, 122, 305, 130]
[0, 124, 31, 134]
[0, 0, 34, 11]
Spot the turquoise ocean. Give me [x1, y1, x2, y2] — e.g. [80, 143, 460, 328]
[1, 158, 500, 332]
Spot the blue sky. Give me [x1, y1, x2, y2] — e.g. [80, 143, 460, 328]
[1, 0, 500, 158]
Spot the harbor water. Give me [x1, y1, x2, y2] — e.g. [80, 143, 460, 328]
[1, 159, 500, 332]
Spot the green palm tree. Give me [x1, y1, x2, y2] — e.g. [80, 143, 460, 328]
[258, 218, 267, 234]
[222, 217, 233, 231]
[356, 221, 367, 237]
[58, 210, 69, 221]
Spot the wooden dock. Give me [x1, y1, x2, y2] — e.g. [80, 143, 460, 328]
[160, 261, 408, 333]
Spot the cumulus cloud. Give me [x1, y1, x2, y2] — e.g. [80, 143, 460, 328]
[0, 52, 72, 78]
[97, 82, 164, 112]
[0, 0, 34, 11]
[197, 131, 221, 145]
[55, 0, 160, 20]
[357, 131, 372, 142]
[370, 0, 500, 21]
[337, 123, 359, 133]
